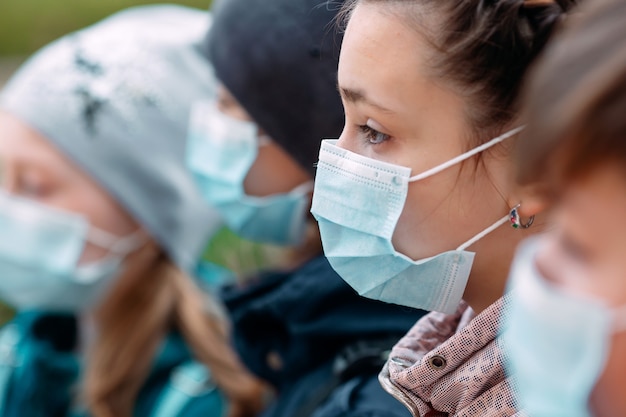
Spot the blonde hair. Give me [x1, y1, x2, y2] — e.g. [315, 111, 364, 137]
[84, 243, 266, 417]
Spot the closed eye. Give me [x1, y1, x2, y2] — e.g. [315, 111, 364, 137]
[16, 168, 53, 199]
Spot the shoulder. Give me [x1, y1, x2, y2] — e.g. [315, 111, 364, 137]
[0, 313, 79, 417]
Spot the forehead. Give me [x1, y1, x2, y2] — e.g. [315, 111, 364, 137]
[0, 111, 77, 174]
[0, 112, 51, 157]
[338, 3, 432, 109]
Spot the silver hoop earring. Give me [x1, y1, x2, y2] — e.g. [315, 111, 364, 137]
[509, 204, 535, 229]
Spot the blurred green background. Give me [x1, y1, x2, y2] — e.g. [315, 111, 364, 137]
[0, 1, 213, 84]
[0, 0, 212, 56]
[0, 0, 298, 323]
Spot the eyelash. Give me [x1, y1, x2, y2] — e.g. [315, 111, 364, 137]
[358, 124, 390, 145]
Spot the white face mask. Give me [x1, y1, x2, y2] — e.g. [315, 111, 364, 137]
[0, 191, 145, 311]
[310, 127, 523, 314]
[503, 236, 626, 417]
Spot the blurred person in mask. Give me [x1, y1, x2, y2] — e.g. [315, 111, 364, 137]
[503, 0, 626, 415]
[186, 0, 427, 416]
[0, 5, 267, 417]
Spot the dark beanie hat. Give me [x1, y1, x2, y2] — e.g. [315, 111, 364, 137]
[206, 0, 346, 175]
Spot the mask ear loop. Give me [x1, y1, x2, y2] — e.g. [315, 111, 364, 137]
[257, 134, 272, 147]
[611, 304, 626, 333]
[510, 204, 535, 229]
[457, 214, 510, 251]
[456, 202, 537, 251]
[291, 181, 315, 195]
[408, 126, 525, 182]
[87, 227, 147, 255]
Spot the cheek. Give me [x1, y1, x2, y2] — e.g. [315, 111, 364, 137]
[88, 196, 137, 235]
[56, 183, 139, 263]
[392, 179, 446, 258]
[243, 144, 311, 197]
[391, 170, 470, 259]
[590, 331, 626, 416]
[58, 177, 136, 233]
[391, 162, 510, 260]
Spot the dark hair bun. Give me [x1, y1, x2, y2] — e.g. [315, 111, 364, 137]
[521, 0, 576, 63]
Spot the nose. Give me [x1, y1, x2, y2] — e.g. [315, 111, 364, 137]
[335, 124, 358, 153]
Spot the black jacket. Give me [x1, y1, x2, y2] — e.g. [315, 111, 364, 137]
[221, 255, 426, 417]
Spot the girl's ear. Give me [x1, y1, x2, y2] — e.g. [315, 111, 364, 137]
[507, 181, 553, 219]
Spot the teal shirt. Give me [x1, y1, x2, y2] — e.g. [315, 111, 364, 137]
[0, 312, 225, 417]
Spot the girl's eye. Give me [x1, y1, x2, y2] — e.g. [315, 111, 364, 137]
[18, 171, 49, 199]
[358, 125, 389, 145]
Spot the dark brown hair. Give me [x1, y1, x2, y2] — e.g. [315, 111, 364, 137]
[340, 0, 575, 142]
[517, 0, 626, 191]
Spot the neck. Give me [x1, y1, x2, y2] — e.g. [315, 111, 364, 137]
[462, 213, 546, 314]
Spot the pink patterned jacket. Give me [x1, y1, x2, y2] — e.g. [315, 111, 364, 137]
[379, 297, 525, 417]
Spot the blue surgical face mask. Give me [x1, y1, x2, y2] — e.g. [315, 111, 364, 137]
[502, 237, 626, 417]
[0, 191, 145, 311]
[187, 101, 312, 246]
[310, 127, 523, 314]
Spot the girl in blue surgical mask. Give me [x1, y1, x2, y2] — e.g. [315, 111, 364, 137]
[309, 0, 574, 415]
[188, 86, 316, 253]
[187, 0, 342, 253]
[187, 1, 427, 417]
[0, 6, 266, 417]
[503, 0, 626, 415]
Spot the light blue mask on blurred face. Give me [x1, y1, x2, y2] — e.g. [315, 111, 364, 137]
[502, 237, 626, 417]
[311, 127, 523, 314]
[187, 101, 312, 246]
[0, 191, 145, 311]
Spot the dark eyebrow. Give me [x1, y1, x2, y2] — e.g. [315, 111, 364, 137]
[337, 83, 395, 114]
